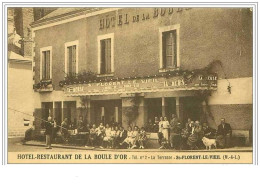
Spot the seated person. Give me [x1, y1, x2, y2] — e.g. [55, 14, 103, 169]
[110, 126, 119, 149]
[202, 122, 216, 139]
[120, 126, 133, 149]
[181, 121, 193, 150]
[138, 127, 147, 149]
[103, 124, 112, 148]
[131, 126, 140, 149]
[187, 121, 203, 150]
[86, 124, 97, 147]
[77, 116, 84, 133]
[216, 118, 232, 148]
[61, 118, 69, 141]
[116, 126, 127, 149]
[96, 123, 105, 148]
[169, 122, 182, 150]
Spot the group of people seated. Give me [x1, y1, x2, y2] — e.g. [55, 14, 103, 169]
[155, 114, 232, 150]
[87, 123, 147, 149]
[50, 117, 147, 149]
[44, 114, 232, 150]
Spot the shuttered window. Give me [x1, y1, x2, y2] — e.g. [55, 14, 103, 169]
[42, 50, 51, 80]
[100, 38, 111, 74]
[162, 30, 177, 69]
[67, 45, 77, 75]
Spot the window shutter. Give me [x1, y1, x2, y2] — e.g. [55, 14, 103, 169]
[72, 45, 76, 74]
[106, 39, 111, 74]
[42, 51, 46, 79]
[163, 30, 177, 69]
[101, 40, 106, 74]
[46, 51, 50, 79]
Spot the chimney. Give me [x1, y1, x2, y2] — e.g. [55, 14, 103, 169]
[21, 8, 34, 57]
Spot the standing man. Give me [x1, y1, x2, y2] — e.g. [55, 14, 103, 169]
[153, 116, 159, 133]
[169, 114, 179, 148]
[216, 118, 232, 148]
[45, 116, 53, 149]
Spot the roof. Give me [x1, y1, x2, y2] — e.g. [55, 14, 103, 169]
[8, 51, 32, 63]
[31, 7, 106, 28]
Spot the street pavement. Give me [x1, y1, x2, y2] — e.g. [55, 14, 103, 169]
[8, 137, 80, 152]
[8, 137, 253, 152]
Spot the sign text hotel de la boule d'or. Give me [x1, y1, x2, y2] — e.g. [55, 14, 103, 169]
[99, 8, 192, 30]
[64, 75, 218, 96]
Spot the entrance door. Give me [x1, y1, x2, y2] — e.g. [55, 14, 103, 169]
[182, 97, 203, 123]
[41, 102, 53, 120]
[93, 100, 122, 125]
[165, 97, 176, 119]
[146, 98, 162, 122]
[63, 101, 77, 124]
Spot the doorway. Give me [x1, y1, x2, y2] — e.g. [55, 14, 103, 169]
[41, 102, 53, 121]
[93, 100, 122, 125]
[146, 98, 162, 122]
[63, 101, 77, 124]
[182, 97, 203, 123]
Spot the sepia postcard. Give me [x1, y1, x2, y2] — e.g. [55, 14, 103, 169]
[5, 5, 256, 164]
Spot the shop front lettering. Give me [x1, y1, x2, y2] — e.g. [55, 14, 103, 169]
[141, 78, 158, 83]
[99, 8, 191, 30]
[164, 79, 185, 87]
[199, 75, 218, 81]
[67, 86, 84, 92]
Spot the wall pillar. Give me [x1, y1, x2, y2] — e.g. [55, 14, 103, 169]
[176, 97, 184, 124]
[87, 98, 91, 123]
[162, 97, 167, 117]
[61, 101, 64, 121]
[136, 96, 145, 128]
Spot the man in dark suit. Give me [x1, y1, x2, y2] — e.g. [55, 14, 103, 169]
[216, 118, 232, 148]
[45, 116, 53, 149]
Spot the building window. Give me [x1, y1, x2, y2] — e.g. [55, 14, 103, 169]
[100, 39, 111, 74]
[40, 46, 52, 80]
[159, 24, 180, 71]
[163, 30, 177, 68]
[98, 33, 114, 76]
[65, 40, 78, 76]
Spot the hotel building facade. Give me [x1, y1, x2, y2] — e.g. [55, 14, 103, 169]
[31, 8, 253, 145]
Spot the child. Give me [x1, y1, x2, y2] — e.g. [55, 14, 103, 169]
[138, 127, 147, 149]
